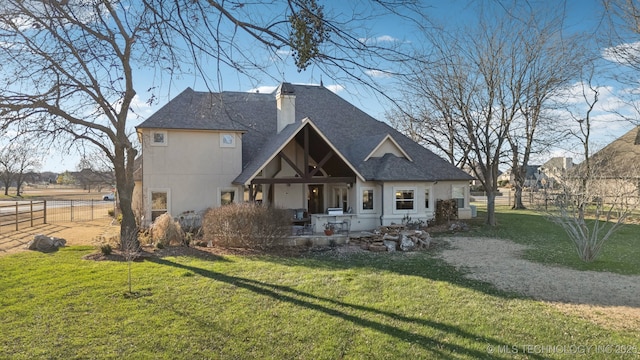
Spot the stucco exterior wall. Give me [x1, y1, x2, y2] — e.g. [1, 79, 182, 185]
[138, 128, 242, 225]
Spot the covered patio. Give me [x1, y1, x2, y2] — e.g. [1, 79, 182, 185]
[242, 122, 358, 235]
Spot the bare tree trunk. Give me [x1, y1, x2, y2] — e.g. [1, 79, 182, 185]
[114, 146, 139, 250]
[512, 183, 525, 209]
[486, 190, 497, 226]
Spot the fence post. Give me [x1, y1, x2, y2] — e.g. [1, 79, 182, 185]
[44, 200, 47, 224]
[91, 199, 94, 221]
[15, 201, 18, 231]
[30, 201, 33, 227]
[71, 200, 74, 222]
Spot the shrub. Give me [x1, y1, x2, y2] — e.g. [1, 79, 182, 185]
[435, 199, 458, 225]
[401, 214, 425, 230]
[176, 210, 203, 246]
[100, 244, 112, 256]
[176, 210, 202, 234]
[151, 213, 185, 247]
[202, 203, 291, 249]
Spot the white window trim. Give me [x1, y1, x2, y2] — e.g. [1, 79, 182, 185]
[148, 188, 171, 221]
[361, 187, 376, 213]
[425, 185, 433, 210]
[151, 130, 168, 147]
[392, 186, 417, 214]
[220, 133, 236, 148]
[452, 184, 466, 209]
[218, 187, 237, 206]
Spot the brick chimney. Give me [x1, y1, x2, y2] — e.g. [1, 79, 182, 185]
[276, 82, 296, 133]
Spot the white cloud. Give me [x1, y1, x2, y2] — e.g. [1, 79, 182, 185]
[247, 85, 277, 94]
[376, 35, 398, 43]
[358, 35, 401, 44]
[127, 95, 155, 121]
[325, 84, 345, 93]
[602, 41, 640, 65]
[365, 69, 393, 78]
[246, 83, 344, 94]
[276, 49, 292, 56]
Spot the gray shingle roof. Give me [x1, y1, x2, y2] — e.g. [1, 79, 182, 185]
[573, 126, 640, 178]
[137, 83, 473, 183]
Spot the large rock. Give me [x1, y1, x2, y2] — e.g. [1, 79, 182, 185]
[383, 240, 397, 252]
[27, 234, 66, 253]
[399, 234, 416, 252]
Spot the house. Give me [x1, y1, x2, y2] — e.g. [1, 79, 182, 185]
[539, 157, 573, 188]
[569, 126, 640, 198]
[134, 83, 473, 232]
[496, 165, 542, 188]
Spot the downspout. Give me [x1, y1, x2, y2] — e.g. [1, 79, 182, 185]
[379, 182, 384, 226]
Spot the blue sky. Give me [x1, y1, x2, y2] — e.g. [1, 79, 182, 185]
[38, 0, 637, 172]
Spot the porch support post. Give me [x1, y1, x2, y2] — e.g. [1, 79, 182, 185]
[304, 126, 309, 175]
[248, 185, 255, 202]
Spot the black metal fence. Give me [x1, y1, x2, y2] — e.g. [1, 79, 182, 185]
[0, 200, 115, 233]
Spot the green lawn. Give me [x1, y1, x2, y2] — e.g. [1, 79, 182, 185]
[465, 205, 640, 275]
[1, 242, 639, 359]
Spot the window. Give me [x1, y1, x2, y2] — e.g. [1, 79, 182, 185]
[334, 187, 349, 212]
[362, 189, 374, 210]
[151, 131, 167, 146]
[220, 189, 235, 206]
[151, 191, 168, 221]
[425, 187, 431, 209]
[395, 189, 415, 210]
[452, 185, 465, 209]
[220, 133, 236, 147]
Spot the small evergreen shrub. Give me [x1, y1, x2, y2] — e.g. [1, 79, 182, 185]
[100, 244, 112, 256]
[202, 203, 291, 249]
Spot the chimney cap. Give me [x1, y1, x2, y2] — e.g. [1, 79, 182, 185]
[277, 82, 295, 95]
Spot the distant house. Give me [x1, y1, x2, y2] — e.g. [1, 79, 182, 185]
[539, 157, 573, 188]
[497, 165, 543, 188]
[133, 83, 473, 232]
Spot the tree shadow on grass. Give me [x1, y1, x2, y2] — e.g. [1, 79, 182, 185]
[148, 256, 546, 359]
[252, 243, 520, 300]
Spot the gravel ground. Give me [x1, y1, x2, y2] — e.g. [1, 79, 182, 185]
[436, 237, 640, 330]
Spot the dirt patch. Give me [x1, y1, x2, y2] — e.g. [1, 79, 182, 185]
[436, 237, 640, 331]
[0, 218, 119, 257]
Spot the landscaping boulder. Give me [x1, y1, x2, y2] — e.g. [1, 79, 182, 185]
[27, 234, 66, 253]
[399, 234, 416, 251]
[383, 240, 397, 252]
[448, 222, 470, 232]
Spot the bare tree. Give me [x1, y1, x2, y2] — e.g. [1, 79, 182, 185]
[544, 76, 639, 261]
[0, 148, 14, 196]
[0, 1, 423, 248]
[76, 151, 115, 193]
[391, 3, 584, 225]
[506, 21, 586, 209]
[0, 142, 40, 196]
[388, 85, 472, 168]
